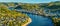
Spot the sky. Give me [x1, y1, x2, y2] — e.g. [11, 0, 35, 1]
[0, 0, 60, 3]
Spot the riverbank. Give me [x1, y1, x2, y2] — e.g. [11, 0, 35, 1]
[15, 9, 54, 26]
[22, 18, 32, 26]
[15, 9, 57, 17]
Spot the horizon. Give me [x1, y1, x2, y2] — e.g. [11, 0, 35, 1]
[0, 0, 60, 3]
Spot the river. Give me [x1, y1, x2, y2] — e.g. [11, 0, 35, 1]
[9, 8, 54, 26]
[27, 14, 54, 26]
[15, 9, 54, 26]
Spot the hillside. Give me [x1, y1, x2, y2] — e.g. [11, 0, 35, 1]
[0, 4, 31, 26]
[0, 1, 60, 26]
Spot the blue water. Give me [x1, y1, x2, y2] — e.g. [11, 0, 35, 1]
[9, 8, 54, 26]
[27, 14, 54, 26]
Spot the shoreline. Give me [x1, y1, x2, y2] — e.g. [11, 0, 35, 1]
[22, 18, 32, 26]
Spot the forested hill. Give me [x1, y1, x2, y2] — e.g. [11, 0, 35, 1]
[0, 1, 60, 10]
[47, 1, 60, 9]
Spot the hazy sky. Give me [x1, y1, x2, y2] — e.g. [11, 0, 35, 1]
[0, 0, 60, 3]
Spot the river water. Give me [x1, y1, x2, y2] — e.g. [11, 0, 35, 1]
[9, 8, 54, 26]
[27, 14, 54, 26]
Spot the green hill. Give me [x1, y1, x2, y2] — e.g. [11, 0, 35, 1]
[0, 4, 31, 26]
